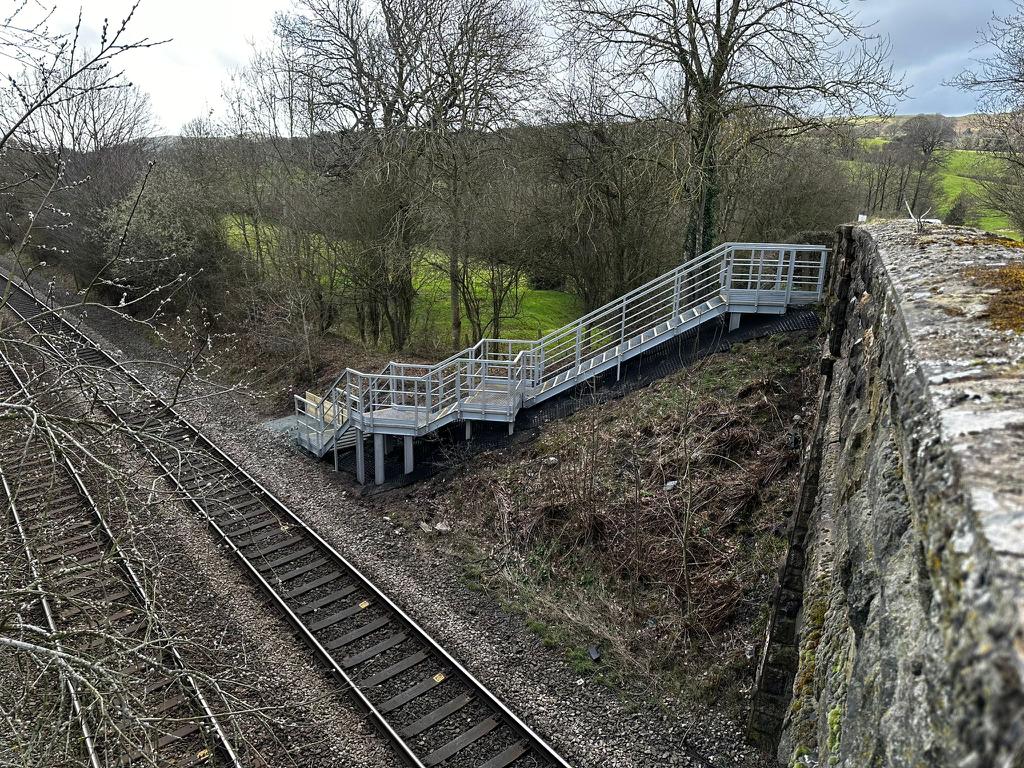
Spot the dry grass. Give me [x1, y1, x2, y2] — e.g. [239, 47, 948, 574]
[954, 235, 1024, 250]
[391, 331, 820, 715]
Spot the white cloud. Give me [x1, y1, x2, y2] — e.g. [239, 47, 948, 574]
[41, 0, 1016, 130]
[50, 0, 281, 133]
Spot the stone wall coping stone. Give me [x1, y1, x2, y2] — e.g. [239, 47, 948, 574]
[864, 221, 1024, 560]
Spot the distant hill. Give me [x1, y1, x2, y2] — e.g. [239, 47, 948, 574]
[853, 114, 1002, 150]
[850, 115, 1018, 237]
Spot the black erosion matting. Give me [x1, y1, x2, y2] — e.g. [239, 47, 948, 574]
[332, 309, 821, 492]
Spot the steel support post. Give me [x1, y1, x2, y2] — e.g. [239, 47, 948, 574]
[785, 250, 797, 305]
[355, 429, 365, 484]
[404, 436, 414, 475]
[723, 251, 734, 301]
[374, 433, 385, 486]
[465, 420, 472, 440]
[729, 312, 741, 332]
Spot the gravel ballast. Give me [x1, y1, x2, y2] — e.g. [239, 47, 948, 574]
[98, 453, 405, 768]
[1, 267, 773, 767]
[136, 393, 767, 767]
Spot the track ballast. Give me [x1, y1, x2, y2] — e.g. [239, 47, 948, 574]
[0, 344, 241, 767]
[0, 272, 572, 768]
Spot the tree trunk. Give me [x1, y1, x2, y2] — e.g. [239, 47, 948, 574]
[450, 160, 463, 351]
[910, 162, 927, 212]
[460, 261, 485, 342]
[449, 251, 461, 349]
[386, 269, 414, 350]
[682, 120, 720, 262]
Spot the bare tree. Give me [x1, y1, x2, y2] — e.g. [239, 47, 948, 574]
[0, 3, 161, 153]
[551, 0, 903, 259]
[724, 134, 858, 241]
[274, 0, 543, 350]
[0, 13, 253, 759]
[535, 67, 680, 311]
[23, 63, 155, 285]
[900, 114, 956, 211]
[851, 134, 918, 216]
[951, 3, 1024, 111]
[1, 3, 163, 275]
[952, 3, 1024, 232]
[437, 156, 536, 340]
[416, 0, 542, 349]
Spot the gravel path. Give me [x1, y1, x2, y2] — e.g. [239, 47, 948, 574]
[2, 266, 774, 767]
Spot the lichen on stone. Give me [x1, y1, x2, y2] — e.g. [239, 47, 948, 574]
[775, 223, 1024, 767]
[964, 263, 1024, 332]
[827, 704, 843, 762]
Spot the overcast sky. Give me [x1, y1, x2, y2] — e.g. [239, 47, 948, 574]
[49, 0, 1016, 133]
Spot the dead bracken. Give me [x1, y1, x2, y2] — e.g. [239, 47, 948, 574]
[385, 330, 819, 719]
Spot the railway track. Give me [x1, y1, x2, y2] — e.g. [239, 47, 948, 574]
[0, 347, 241, 767]
[0, 272, 573, 768]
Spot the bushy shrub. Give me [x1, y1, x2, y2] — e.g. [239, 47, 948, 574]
[944, 192, 974, 226]
[525, 260, 567, 292]
[98, 163, 238, 316]
[785, 230, 836, 247]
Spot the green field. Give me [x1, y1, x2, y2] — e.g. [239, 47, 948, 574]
[224, 217, 580, 347]
[412, 259, 580, 342]
[935, 149, 1018, 237]
[857, 140, 1018, 237]
[859, 136, 889, 150]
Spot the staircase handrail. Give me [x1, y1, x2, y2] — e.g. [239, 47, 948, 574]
[296, 242, 829, 450]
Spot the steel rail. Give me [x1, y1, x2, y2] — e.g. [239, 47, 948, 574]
[0, 343, 242, 768]
[0, 363, 104, 768]
[0, 271, 573, 768]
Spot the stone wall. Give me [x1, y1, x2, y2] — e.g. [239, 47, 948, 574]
[751, 222, 1024, 767]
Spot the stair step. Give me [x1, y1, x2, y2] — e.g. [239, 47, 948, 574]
[310, 247, 813, 462]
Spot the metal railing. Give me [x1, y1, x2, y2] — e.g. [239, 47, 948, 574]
[296, 242, 829, 452]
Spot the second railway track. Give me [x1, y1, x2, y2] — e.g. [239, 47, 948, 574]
[0, 272, 572, 768]
[0, 346, 241, 767]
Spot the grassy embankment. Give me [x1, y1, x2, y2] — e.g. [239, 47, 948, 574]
[856, 140, 1019, 238]
[938, 149, 1018, 237]
[376, 330, 819, 718]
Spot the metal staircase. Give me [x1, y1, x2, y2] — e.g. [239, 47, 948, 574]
[295, 242, 829, 480]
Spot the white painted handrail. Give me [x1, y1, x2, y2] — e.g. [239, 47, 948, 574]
[296, 242, 828, 454]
